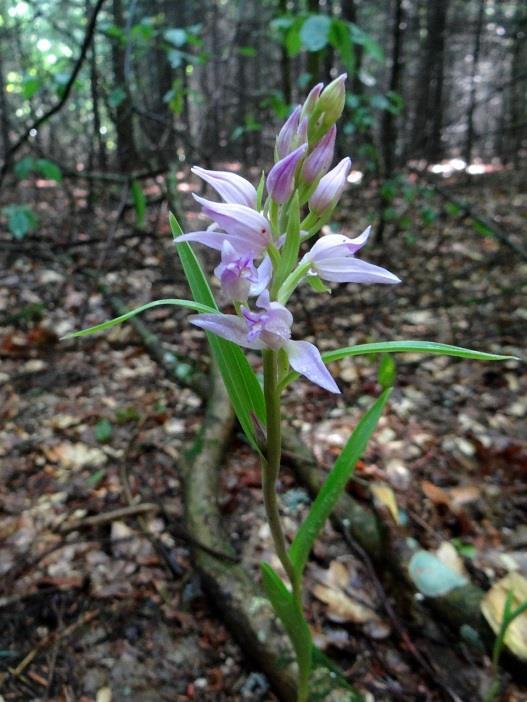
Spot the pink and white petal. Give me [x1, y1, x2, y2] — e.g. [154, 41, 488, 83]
[249, 255, 273, 296]
[316, 257, 401, 284]
[191, 166, 257, 208]
[176, 231, 263, 256]
[285, 340, 340, 394]
[190, 314, 264, 349]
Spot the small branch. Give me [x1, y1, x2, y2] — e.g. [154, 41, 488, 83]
[58, 502, 159, 533]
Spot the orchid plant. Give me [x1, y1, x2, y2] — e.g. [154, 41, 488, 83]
[66, 75, 513, 701]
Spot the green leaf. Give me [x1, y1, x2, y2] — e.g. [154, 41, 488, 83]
[238, 46, 256, 57]
[471, 219, 494, 237]
[306, 275, 330, 294]
[321, 340, 517, 364]
[167, 49, 184, 68]
[300, 14, 331, 52]
[86, 467, 106, 488]
[285, 24, 302, 56]
[328, 18, 355, 75]
[445, 202, 462, 217]
[131, 180, 146, 227]
[3, 204, 37, 239]
[35, 159, 62, 181]
[14, 156, 36, 179]
[21, 76, 40, 99]
[94, 418, 113, 443]
[61, 298, 216, 339]
[349, 23, 383, 61]
[108, 86, 126, 108]
[164, 28, 187, 47]
[260, 563, 312, 677]
[289, 389, 392, 577]
[170, 213, 266, 450]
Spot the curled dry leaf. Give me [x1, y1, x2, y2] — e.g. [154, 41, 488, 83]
[481, 572, 527, 661]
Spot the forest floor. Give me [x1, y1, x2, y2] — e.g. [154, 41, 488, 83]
[0, 167, 526, 702]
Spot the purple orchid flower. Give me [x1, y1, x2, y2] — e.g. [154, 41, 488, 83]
[309, 157, 352, 214]
[190, 291, 340, 394]
[301, 226, 401, 285]
[276, 105, 301, 160]
[267, 143, 308, 204]
[214, 241, 272, 301]
[301, 82, 324, 119]
[191, 166, 257, 208]
[176, 194, 272, 257]
[301, 125, 336, 184]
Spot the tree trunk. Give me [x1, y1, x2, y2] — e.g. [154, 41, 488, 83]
[412, 0, 450, 162]
[381, 0, 405, 177]
[464, 0, 486, 166]
[111, 0, 139, 172]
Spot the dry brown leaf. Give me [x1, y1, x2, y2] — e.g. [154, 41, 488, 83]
[481, 572, 527, 661]
[44, 442, 107, 469]
[312, 583, 374, 624]
[371, 482, 399, 523]
[421, 480, 480, 514]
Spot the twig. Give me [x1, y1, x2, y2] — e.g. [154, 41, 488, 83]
[0, 610, 99, 686]
[58, 502, 160, 533]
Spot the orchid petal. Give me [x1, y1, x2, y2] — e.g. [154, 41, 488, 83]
[193, 194, 271, 247]
[285, 340, 340, 394]
[250, 255, 273, 296]
[267, 143, 307, 204]
[190, 313, 264, 350]
[176, 230, 261, 256]
[276, 105, 301, 160]
[313, 257, 401, 284]
[308, 227, 371, 260]
[191, 166, 257, 208]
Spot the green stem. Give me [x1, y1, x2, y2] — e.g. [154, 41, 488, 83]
[262, 349, 296, 585]
[262, 349, 310, 701]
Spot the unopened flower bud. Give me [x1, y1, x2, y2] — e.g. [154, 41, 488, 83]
[301, 82, 323, 119]
[301, 125, 336, 184]
[308, 157, 351, 214]
[276, 105, 301, 160]
[316, 74, 347, 127]
[267, 143, 307, 204]
[296, 116, 309, 146]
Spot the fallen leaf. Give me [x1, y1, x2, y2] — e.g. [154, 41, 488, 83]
[371, 482, 399, 523]
[409, 550, 468, 597]
[481, 572, 527, 661]
[312, 582, 374, 624]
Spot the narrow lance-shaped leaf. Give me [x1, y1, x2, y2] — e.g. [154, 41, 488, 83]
[280, 340, 518, 389]
[289, 389, 392, 578]
[61, 298, 217, 339]
[260, 563, 312, 679]
[169, 213, 266, 450]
